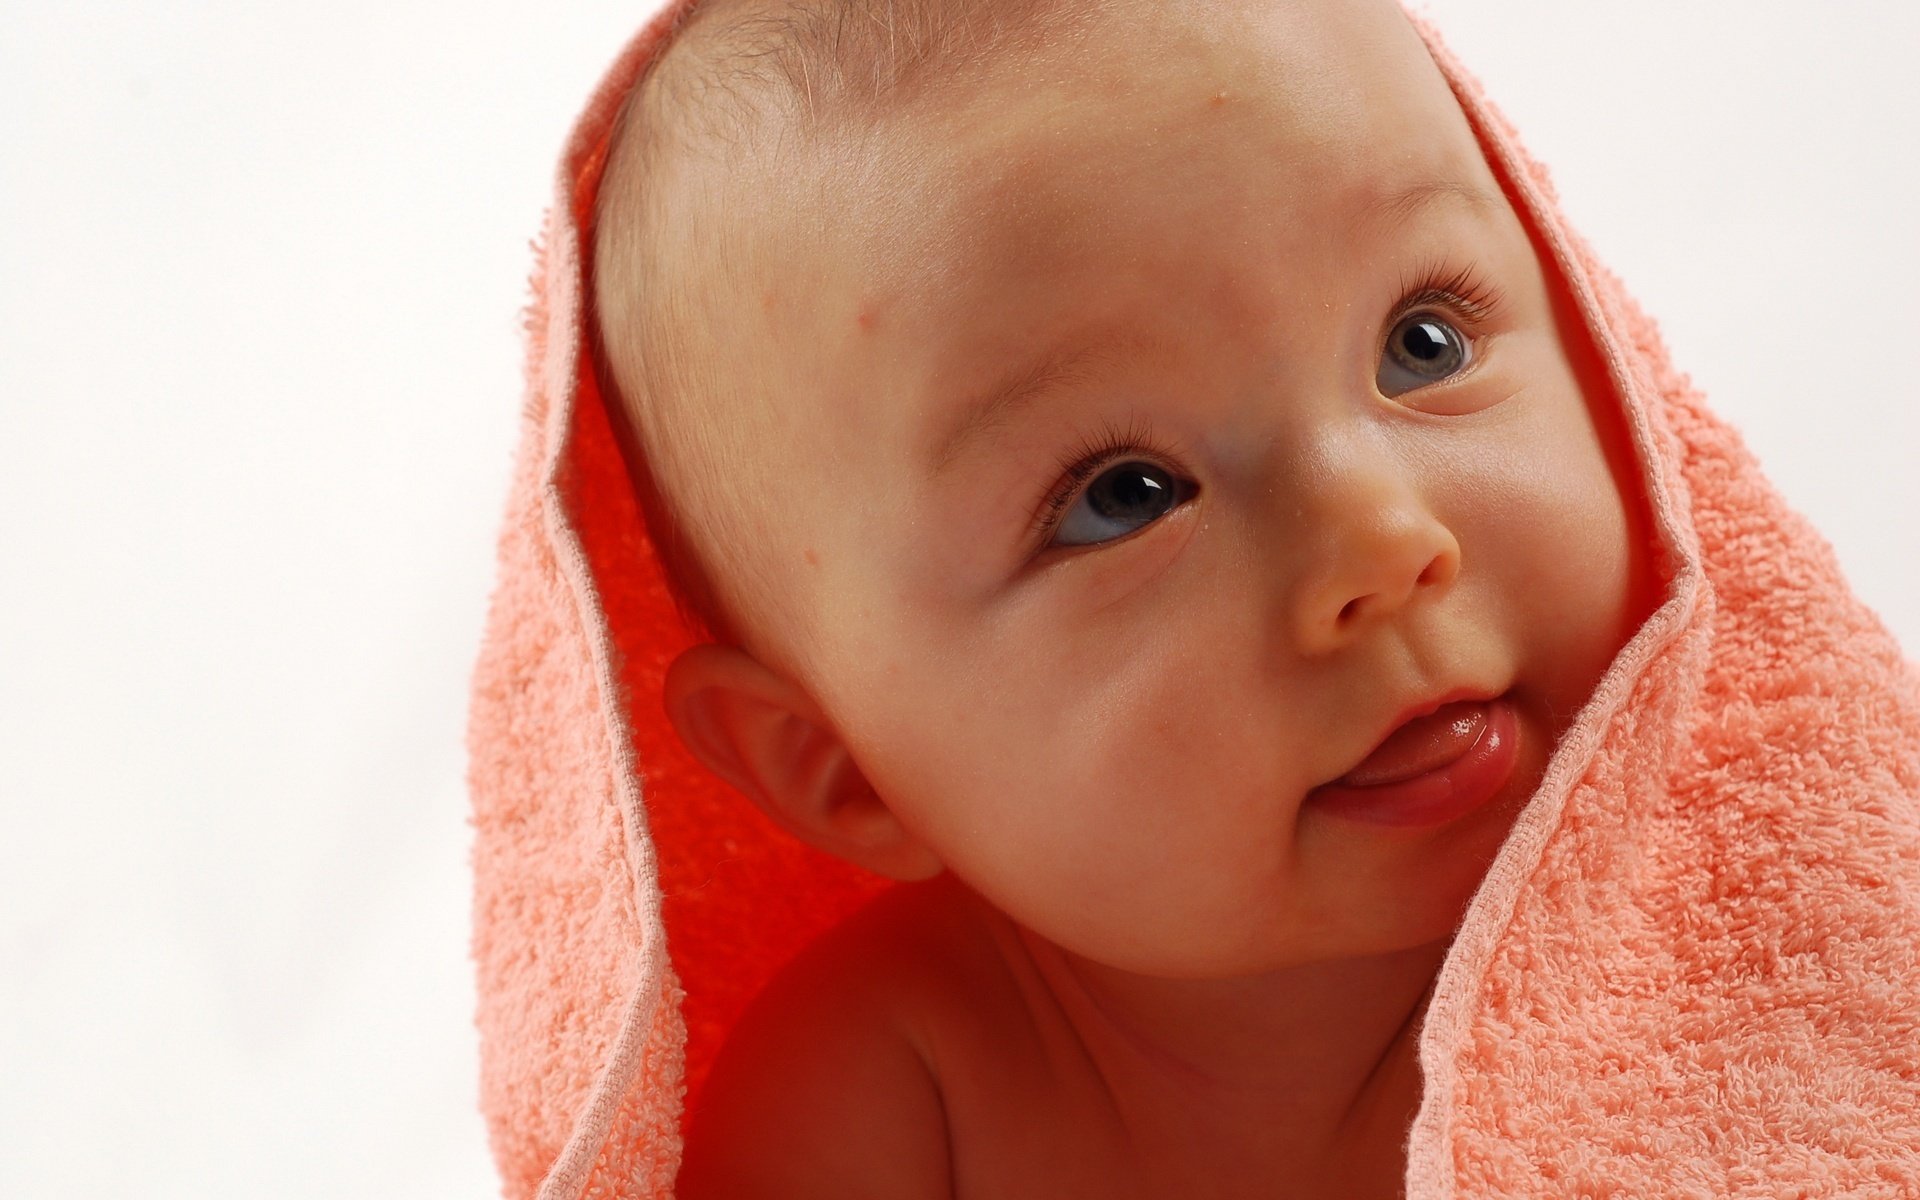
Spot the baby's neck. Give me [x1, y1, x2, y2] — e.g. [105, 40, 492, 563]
[955, 877, 1445, 1184]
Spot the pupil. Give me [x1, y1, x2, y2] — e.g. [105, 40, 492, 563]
[1090, 463, 1171, 520]
[1403, 320, 1448, 360]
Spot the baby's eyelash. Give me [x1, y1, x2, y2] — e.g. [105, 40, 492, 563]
[1026, 259, 1508, 547]
[1028, 410, 1180, 541]
[1390, 257, 1508, 329]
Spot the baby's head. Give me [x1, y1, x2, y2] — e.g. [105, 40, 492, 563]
[590, 0, 1655, 979]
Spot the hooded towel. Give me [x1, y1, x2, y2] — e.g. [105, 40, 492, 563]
[466, 4, 1920, 1196]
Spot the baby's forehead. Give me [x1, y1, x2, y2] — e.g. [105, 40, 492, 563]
[818, 129, 1493, 383]
[644, 0, 1505, 438]
[651, 0, 1485, 310]
[832, 52, 1481, 283]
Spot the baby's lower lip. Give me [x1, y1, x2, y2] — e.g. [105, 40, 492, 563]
[1303, 695, 1521, 828]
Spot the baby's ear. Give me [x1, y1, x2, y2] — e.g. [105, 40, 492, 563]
[661, 642, 943, 883]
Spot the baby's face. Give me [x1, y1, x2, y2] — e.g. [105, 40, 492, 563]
[709, 0, 1655, 976]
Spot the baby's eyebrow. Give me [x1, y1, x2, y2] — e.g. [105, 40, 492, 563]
[1355, 175, 1505, 238]
[924, 327, 1167, 481]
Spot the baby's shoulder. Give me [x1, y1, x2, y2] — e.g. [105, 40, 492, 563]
[675, 874, 1029, 1200]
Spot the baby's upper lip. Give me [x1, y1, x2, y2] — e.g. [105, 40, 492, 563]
[1319, 685, 1506, 789]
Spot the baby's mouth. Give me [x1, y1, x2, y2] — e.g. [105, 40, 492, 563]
[1327, 699, 1497, 788]
[1304, 693, 1523, 829]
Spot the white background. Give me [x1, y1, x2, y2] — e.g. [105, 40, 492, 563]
[2, 2, 1914, 1196]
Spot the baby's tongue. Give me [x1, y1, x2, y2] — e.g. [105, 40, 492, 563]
[1333, 701, 1490, 788]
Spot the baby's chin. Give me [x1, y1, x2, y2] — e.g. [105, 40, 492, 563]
[965, 859, 1486, 983]
[1289, 754, 1540, 949]
[913, 789, 1531, 983]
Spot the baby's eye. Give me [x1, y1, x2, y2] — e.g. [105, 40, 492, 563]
[1376, 310, 1472, 398]
[1049, 460, 1197, 550]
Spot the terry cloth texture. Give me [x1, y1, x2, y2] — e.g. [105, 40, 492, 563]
[466, 3, 1920, 1196]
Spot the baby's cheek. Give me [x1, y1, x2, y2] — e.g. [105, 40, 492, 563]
[1493, 397, 1645, 715]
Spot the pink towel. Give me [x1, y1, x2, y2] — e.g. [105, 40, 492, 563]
[467, 4, 1920, 1196]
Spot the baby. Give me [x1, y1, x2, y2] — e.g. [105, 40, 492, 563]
[587, 0, 1662, 1194]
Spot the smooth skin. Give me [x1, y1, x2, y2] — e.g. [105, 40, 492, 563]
[659, 0, 1662, 1195]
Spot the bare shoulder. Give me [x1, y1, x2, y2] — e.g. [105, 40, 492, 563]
[675, 874, 1010, 1200]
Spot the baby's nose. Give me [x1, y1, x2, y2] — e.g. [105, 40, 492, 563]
[1284, 473, 1461, 657]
